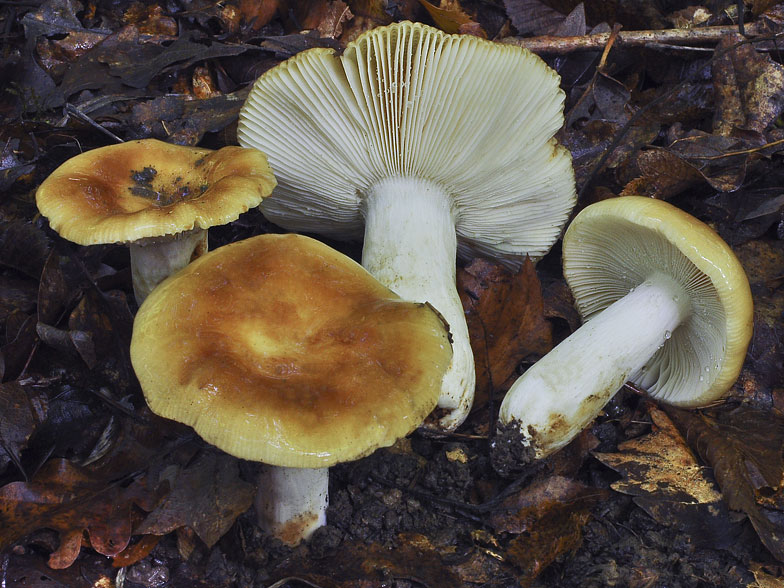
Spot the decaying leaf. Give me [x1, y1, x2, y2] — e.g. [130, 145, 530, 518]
[459, 258, 552, 402]
[0, 458, 163, 568]
[665, 404, 784, 561]
[135, 450, 254, 549]
[712, 34, 784, 136]
[0, 139, 35, 192]
[503, 0, 566, 35]
[620, 147, 704, 199]
[271, 533, 463, 587]
[0, 220, 51, 280]
[1, 312, 37, 382]
[419, 0, 484, 36]
[623, 131, 766, 198]
[0, 380, 48, 475]
[492, 475, 609, 585]
[594, 407, 741, 549]
[318, 1, 354, 38]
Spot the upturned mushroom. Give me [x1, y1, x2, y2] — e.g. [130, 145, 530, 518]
[498, 196, 754, 460]
[35, 139, 276, 303]
[237, 21, 576, 431]
[130, 233, 452, 545]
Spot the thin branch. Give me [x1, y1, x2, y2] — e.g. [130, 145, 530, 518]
[501, 22, 770, 54]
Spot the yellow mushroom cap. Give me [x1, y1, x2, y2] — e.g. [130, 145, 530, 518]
[563, 196, 753, 406]
[130, 233, 453, 467]
[35, 139, 276, 245]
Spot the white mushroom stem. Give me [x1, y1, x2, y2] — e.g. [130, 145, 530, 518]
[256, 466, 328, 546]
[129, 229, 207, 304]
[362, 176, 475, 432]
[499, 272, 692, 459]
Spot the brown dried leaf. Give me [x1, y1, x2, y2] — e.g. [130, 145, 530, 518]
[67, 288, 133, 375]
[1, 313, 37, 382]
[419, 0, 482, 35]
[458, 258, 552, 403]
[236, 0, 280, 31]
[0, 220, 51, 280]
[317, 1, 354, 38]
[129, 91, 249, 145]
[595, 408, 723, 504]
[503, 0, 565, 35]
[595, 407, 742, 550]
[0, 139, 36, 192]
[749, 562, 784, 587]
[493, 476, 609, 584]
[665, 404, 784, 561]
[271, 533, 463, 587]
[0, 380, 48, 474]
[621, 148, 703, 199]
[624, 131, 763, 198]
[712, 34, 784, 136]
[135, 450, 254, 548]
[123, 3, 178, 36]
[0, 458, 162, 568]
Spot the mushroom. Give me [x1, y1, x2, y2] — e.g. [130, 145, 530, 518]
[498, 196, 754, 460]
[130, 233, 452, 545]
[35, 139, 276, 303]
[237, 21, 576, 431]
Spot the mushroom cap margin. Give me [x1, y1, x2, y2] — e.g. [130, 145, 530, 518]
[35, 139, 276, 245]
[562, 196, 753, 406]
[238, 21, 576, 267]
[130, 233, 453, 467]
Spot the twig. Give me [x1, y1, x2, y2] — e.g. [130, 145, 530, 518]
[686, 137, 784, 160]
[64, 103, 124, 144]
[502, 22, 769, 54]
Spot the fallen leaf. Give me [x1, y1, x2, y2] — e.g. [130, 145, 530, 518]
[67, 288, 134, 386]
[492, 475, 609, 584]
[712, 34, 784, 136]
[135, 450, 254, 548]
[0, 458, 163, 568]
[594, 407, 748, 553]
[621, 147, 703, 199]
[665, 404, 784, 561]
[0, 380, 48, 475]
[0, 220, 51, 280]
[459, 257, 552, 403]
[503, 0, 566, 35]
[317, 1, 354, 38]
[0, 139, 36, 192]
[129, 90, 249, 145]
[271, 533, 463, 586]
[1, 312, 37, 382]
[37, 249, 92, 327]
[122, 3, 178, 36]
[419, 0, 483, 36]
[236, 0, 280, 32]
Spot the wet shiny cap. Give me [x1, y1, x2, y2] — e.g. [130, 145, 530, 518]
[35, 139, 276, 245]
[130, 233, 453, 467]
[562, 196, 753, 406]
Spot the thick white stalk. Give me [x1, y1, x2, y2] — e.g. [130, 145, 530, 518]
[499, 273, 691, 458]
[129, 229, 207, 304]
[256, 466, 328, 545]
[362, 177, 474, 432]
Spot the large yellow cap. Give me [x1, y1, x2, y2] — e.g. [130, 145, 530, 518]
[131, 233, 452, 467]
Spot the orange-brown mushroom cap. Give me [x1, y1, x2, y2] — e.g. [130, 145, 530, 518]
[130, 233, 453, 468]
[35, 139, 276, 245]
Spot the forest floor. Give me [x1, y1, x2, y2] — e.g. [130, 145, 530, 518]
[2, 0, 784, 587]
